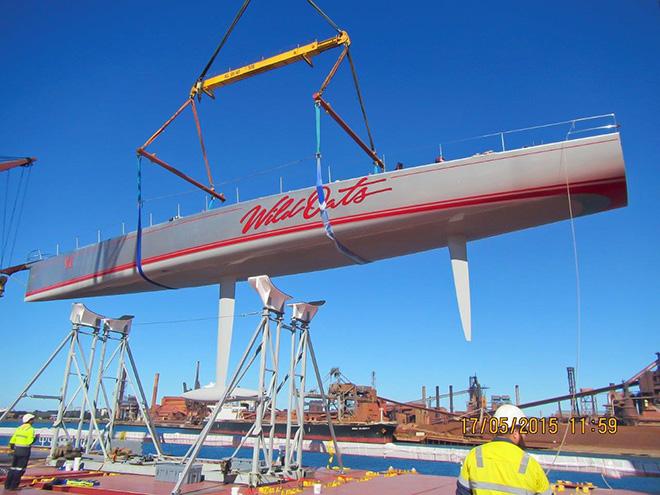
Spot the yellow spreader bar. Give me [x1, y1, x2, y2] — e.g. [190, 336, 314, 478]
[191, 31, 350, 98]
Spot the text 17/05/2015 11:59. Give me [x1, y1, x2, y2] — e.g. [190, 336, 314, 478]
[461, 417, 619, 435]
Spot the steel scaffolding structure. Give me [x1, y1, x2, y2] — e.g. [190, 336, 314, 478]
[171, 275, 342, 495]
[0, 303, 162, 460]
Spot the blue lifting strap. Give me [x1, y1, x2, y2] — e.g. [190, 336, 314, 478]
[314, 103, 369, 265]
[136, 156, 175, 290]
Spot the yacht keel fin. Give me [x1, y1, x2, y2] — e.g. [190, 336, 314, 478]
[448, 236, 472, 342]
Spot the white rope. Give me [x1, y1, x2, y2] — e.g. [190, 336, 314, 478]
[545, 140, 582, 476]
[600, 472, 614, 491]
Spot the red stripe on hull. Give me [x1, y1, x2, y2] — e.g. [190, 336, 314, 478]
[25, 176, 626, 298]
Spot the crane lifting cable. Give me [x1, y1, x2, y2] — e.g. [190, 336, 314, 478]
[0, 156, 37, 297]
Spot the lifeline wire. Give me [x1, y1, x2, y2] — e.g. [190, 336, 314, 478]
[135, 156, 176, 290]
[315, 103, 369, 265]
[134, 311, 261, 326]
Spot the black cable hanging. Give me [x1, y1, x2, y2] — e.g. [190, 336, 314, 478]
[196, 0, 253, 85]
[305, 0, 342, 33]
[346, 50, 377, 153]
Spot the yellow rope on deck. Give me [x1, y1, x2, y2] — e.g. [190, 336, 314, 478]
[256, 467, 418, 495]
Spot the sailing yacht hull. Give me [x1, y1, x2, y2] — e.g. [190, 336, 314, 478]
[25, 134, 627, 302]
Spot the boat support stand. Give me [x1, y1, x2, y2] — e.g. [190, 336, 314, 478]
[171, 275, 342, 495]
[0, 304, 163, 461]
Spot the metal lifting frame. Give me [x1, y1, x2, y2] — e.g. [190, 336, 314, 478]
[171, 276, 342, 495]
[0, 303, 162, 461]
[312, 42, 384, 170]
[137, 98, 225, 202]
[137, 33, 352, 204]
[193, 29, 384, 171]
[139, 26, 383, 205]
[190, 32, 351, 99]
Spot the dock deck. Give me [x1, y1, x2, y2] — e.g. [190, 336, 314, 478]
[1, 465, 654, 495]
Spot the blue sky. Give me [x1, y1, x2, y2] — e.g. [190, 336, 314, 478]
[1, 1, 659, 415]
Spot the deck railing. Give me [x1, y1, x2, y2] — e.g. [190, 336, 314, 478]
[436, 113, 619, 163]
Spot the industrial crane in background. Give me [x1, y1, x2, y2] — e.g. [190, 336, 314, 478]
[0, 156, 37, 297]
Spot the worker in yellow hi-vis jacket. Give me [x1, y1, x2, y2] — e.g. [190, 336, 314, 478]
[457, 405, 551, 495]
[4, 413, 38, 490]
